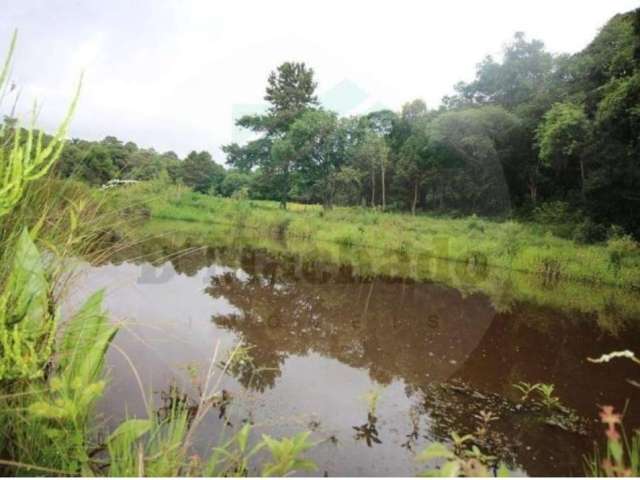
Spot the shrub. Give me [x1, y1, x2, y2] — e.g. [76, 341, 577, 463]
[607, 224, 626, 240]
[466, 214, 485, 233]
[606, 235, 639, 271]
[532, 201, 576, 224]
[231, 186, 250, 202]
[498, 221, 524, 262]
[533, 201, 584, 239]
[573, 219, 608, 244]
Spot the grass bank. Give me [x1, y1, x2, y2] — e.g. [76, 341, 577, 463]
[103, 181, 640, 291]
[99, 181, 640, 333]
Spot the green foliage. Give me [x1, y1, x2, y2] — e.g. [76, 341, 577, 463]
[606, 234, 639, 271]
[224, 62, 319, 208]
[205, 423, 262, 476]
[0, 31, 81, 219]
[24, 289, 115, 471]
[56, 136, 181, 186]
[0, 31, 321, 479]
[260, 431, 316, 477]
[416, 435, 509, 477]
[536, 256, 563, 282]
[220, 170, 253, 197]
[113, 187, 640, 293]
[532, 201, 577, 225]
[513, 382, 566, 412]
[28, 7, 640, 239]
[573, 218, 608, 244]
[0, 229, 56, 381]
[0, 231, 117, 473]
[537, 102, 590, 170]
[513, 381, 540, 402]
[101, 382, 316, 477]
[497, 221, 524, 263]
[179, 150, 225, 194]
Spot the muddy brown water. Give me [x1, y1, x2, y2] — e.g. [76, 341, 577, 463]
[66, 242, 640, 476]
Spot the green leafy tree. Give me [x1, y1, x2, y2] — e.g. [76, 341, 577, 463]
[75, 145, 118, 185]
[219, 169, 253, 197]
[180, 151, 224, 194]
[396, 129, 432, 215]
[223, 62, 318, 207]
[285, 109, 347, 209]
[351, 131, 389, 208]
[537, 102, 591, 197]
[429, 106, 520, 214]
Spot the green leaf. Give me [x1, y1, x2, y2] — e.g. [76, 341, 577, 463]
[60, 289, 117, 385]
[293, 459, 317, 472]
[440, 460, 461, 477]
[236, 423, 251, 452]
[28, 400, 68, 420]
[497, 463, 511, 477]
[417, 442, 455, 462]
[108, 418, 152, 445]
[5, 228, 48, 334]
[609, 439, 624, 463]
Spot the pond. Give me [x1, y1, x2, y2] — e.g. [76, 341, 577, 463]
[66, 236, 640, 476]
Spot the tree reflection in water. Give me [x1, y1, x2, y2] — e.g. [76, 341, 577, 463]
[101, 240, 640, 476]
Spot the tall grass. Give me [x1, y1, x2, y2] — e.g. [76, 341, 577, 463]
[106, 187, 640, 291]
[101, 185, 640, 336]
[0, 32, 315, 477]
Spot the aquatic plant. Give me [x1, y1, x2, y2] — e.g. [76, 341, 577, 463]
[536, 384, 562, 411]
[513, 381, 540, 402]
[416, 434, 510, 477]
[513, 382, 566, 412]
[259, 431, 316, 476]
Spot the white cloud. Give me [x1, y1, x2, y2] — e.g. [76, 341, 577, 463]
[1, 0, 638, 162]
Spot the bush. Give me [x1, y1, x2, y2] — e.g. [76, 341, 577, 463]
[533, 201, 571, 224]
[231, 186, 250, 202]
[573, 219, 608, 244]
[498, 221, 524, 261]
[533, 201, 583, 228]
[606, 234, 639, 271]
[607, 224, 626, 240]
[466, 214, 485, 233]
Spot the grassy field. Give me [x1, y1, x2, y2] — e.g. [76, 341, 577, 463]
[104, 181, 640, 291]
[98, 181, 640, 332]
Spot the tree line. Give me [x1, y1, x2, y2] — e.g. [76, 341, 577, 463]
[42, 8, 640, 238]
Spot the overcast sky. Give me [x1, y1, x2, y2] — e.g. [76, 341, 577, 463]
[1, 0, 638, 162]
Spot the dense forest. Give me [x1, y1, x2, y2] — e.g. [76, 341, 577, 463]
[42, 8, 639, 239]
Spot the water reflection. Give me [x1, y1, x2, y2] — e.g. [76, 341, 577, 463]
[205, 248, 496, 392]
[81, 240, 640, 476]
